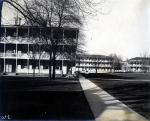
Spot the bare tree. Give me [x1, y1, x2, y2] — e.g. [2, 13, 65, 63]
[23, 0, 81, 79]
[24, 0, 99, 79]
[27, 43, 38, 78]
[109, 54, 123, 72]
[140, 52, 150, 73]
[4, 0, 100, 80]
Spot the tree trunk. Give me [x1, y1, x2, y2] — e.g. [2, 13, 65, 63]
[33, 63, 35, 79]
[96, 68, 97, 73]
[52, 54, 56, 79]
[95, 63, 97, 73]
[38, 58, 40, 74]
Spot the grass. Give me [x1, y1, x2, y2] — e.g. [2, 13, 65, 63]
[0, 76, 94, 120]
[82, 72, 150, 80]
[0, 91, 93, 120]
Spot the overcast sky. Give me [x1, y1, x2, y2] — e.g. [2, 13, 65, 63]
[84, 0, 150, 59]
[2, 0, 150, 60]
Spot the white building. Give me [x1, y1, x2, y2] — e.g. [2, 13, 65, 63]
[75, 54, 113, 73]
[122, 57, 150, 72]
[0, 25, 79, 75]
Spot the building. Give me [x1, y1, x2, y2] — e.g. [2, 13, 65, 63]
[124, 57, 150, 72]
[75, 54, 113, 73]
[122, 57, 150, 72]
[0, 25, 79, 75]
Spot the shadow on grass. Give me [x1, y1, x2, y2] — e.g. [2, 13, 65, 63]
[0, 76, 79, 90]
[0, 76, 94, 120]
[0, 91, 94, 120]
[82, 72, 150, 80]
[81, 73, 134, 79]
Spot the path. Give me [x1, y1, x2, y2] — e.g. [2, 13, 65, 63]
[79, 76, 148, 121]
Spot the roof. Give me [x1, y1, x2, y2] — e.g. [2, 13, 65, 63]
[1, 25, 79, 30]
[129, 57, 150, 61]
[76, 54, 113, 59]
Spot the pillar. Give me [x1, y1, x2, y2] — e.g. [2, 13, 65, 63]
[61, 29, 64, 76]
[16, 43, 18, 73]
[27, 43, 29, 74]
[3, 42, 5, 72]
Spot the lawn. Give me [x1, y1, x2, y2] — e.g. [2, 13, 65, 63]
[0, 76, 94, 120]
[82, 72, 150, 80]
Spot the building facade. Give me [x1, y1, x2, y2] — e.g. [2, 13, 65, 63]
[123, 57, 150, 72]
[75, 54, 114, 73]
[0, 25, 78, 75]
[128, 57, 150, 72]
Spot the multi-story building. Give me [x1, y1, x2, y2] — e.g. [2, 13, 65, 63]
[125, 57, 150, 72]
[75, 54, 113, 73]
[0, 25, 79, 75]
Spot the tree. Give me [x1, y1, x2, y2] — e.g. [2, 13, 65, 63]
[4, 0, 100, 80]
[109, 54, 123, 72]
[140, 52, 150, 73]
[93, 61, 98, 73]
[27, 43, 41, 77]
[23, 0, 86, 79]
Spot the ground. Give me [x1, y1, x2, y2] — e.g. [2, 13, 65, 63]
[83, 72, 150, 119]
[0, 76, 93, 120]
[0, 73, 150, 120]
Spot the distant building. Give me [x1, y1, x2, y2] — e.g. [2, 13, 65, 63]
[121, 61, 130, 72]
[123, 57, 150, 72]
[0, 25, 79, 75]
[75, 54, 114, 73]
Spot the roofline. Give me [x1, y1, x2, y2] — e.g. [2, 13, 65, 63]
[76, 54, 112, 59]
[1, 24, 79, 30]
[129, 57, 150, 60]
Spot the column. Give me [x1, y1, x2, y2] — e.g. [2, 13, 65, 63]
[16, 27, 18, 73]
[27, 43, 29, 74]
[4, 42, 5, 73]
[27, 27, 30, 74]
[38, 44, 41, 74]
[61, 29, 64, 76]
[3, 27, 6, 73]
[16, 43, 18, 73]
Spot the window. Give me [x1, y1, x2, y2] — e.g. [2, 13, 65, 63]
[64, 29, 77, 39]
[6, 27, 17, 37]
[53, 28, 63, 39]
[43, 65, 49, 69]
[18, 27, 29, 37]
[56, 66, 59, 69]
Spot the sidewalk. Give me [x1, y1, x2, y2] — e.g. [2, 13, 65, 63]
[79, 77, 148, 121]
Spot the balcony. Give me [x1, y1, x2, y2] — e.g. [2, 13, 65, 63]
[0, 53, 4, 58]
[17, 53, 29, 59]
[5, 53, 16, 58]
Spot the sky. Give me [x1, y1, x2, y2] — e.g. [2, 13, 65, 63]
[84, 0, 150, 60]
[1, 0, 150, 60]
